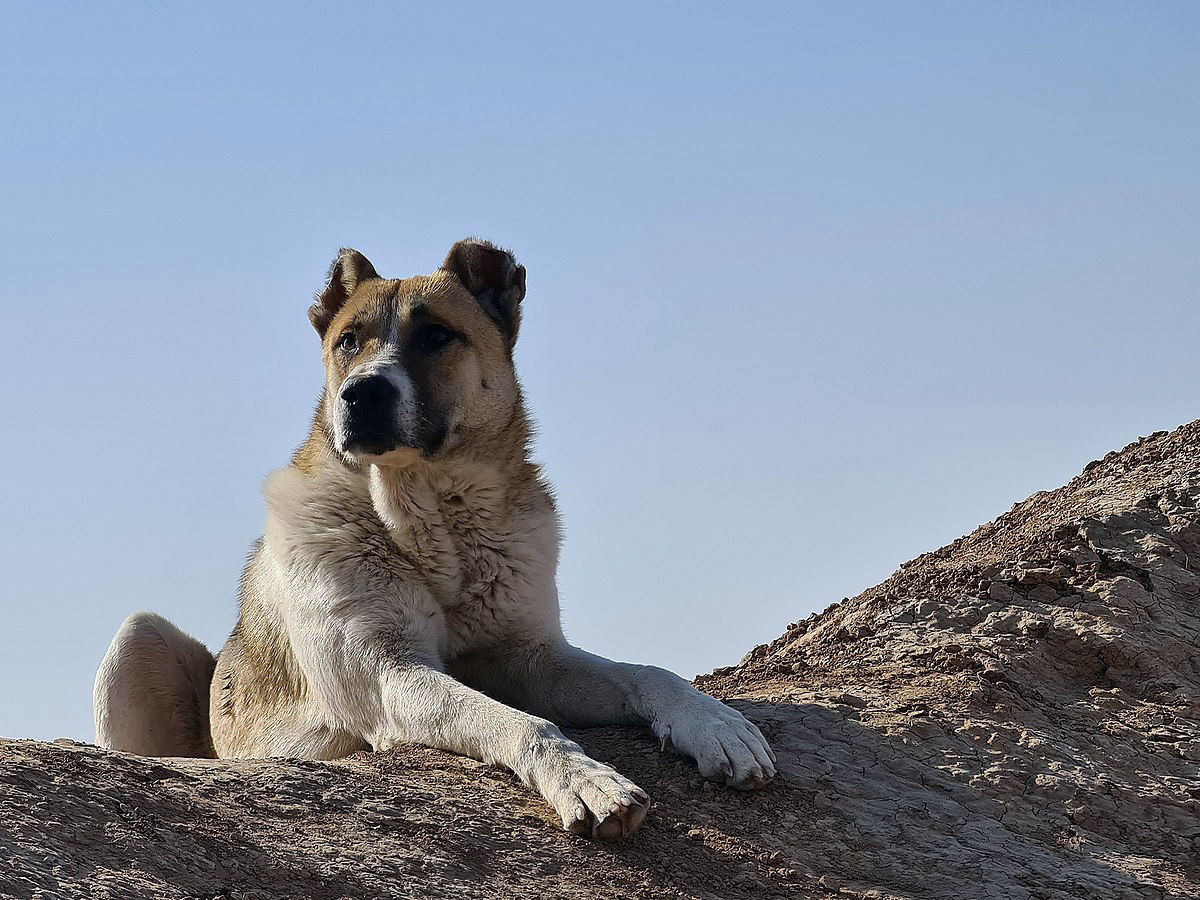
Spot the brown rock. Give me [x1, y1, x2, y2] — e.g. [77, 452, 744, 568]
[6, 422, 1200, 899]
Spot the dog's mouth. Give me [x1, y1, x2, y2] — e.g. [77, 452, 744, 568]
[349, 445, 424, 467]
[339, 428, 441, 466]
[344, 423, 448, 458]
[342, 433, 400, 457]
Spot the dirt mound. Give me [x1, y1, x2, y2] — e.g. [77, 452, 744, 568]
[4, 424, 1199, 899]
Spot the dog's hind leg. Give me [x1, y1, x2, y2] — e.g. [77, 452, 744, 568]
[93, 611, 217, 757]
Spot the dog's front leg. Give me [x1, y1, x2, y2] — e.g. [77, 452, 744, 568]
[349, 647, 649, 840]
[455, 643, 776, 790]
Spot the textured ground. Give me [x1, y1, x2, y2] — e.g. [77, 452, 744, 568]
[4, 423, 1200, 899]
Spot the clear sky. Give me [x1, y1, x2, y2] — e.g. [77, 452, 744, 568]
[1, 3, 1197, 742]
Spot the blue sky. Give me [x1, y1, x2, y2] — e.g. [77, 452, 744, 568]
[1, 3, 1197, 742]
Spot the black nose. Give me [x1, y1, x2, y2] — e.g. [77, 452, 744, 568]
[340, 374, 398, 409]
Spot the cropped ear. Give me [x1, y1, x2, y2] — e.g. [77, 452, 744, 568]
[441, 239, 527, 347]
[309, 249, 379, 337]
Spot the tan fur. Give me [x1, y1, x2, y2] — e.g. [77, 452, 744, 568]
[95, 240, 775, 840]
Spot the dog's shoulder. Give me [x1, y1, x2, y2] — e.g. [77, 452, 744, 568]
[263, 462, 404, 575]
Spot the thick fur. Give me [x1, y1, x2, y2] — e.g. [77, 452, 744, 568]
[93, 611, 216, 758]
[94, 240, 775, 840]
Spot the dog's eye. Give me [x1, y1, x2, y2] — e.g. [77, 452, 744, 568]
[415, 324, 456, 353]
[337, 331, 359, 354]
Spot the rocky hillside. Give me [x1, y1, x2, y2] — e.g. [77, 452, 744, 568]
[4, 424, 1200, 899]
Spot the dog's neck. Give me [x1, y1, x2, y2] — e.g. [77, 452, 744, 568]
[292, 395, 544, 528]
[265, 395, 558, 616]
[361, 405, 555, 604]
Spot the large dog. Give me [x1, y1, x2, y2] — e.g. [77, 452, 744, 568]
[94, 240, 775, 839]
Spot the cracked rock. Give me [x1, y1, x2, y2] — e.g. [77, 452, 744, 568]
[6, 423, 1200, 898]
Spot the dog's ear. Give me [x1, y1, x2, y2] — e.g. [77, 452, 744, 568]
[309, 249, 379, 337]
[442, 239, 526, 347]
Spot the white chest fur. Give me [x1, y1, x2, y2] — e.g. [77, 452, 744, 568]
[367, 462, 563, 653]
[262, 460, 563, 662]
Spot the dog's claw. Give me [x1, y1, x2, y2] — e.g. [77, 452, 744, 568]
[730, 772, 772, 791]
[592, 797, 647, 840]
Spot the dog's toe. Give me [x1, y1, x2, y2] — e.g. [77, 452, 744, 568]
[593, 812, 625, 841]
[592, 796, 647, 840]
[547, 756, 650, 840]
[729, 771, 773, 791]
[658, 700, 777, 790]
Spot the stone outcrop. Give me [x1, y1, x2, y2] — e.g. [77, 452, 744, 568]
[4, 424, 1199, 899]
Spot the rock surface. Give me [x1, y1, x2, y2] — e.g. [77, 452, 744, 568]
[4, 424, 1200, 899]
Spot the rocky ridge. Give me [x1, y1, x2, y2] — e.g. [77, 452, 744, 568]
[3, 423, 1200, 899]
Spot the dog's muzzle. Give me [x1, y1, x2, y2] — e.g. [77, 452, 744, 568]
[339, 374, 403, 455]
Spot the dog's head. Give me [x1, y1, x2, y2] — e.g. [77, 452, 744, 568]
[308, 239, 527, 466]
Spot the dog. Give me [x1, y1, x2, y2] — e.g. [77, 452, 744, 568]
[93, 239, 776, 840]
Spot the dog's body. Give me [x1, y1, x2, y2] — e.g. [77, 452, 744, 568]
[94, 241, 774, 839]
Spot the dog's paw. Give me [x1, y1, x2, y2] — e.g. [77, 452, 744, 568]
[656, 697, 776, 790]
[537, 747, 649, 840]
